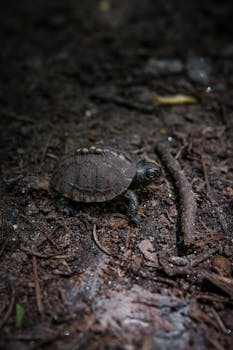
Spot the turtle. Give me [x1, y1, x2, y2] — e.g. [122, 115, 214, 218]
[50, 145, 161, 223]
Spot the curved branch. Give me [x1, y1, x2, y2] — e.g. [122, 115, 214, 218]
[155, 142, 197, 248]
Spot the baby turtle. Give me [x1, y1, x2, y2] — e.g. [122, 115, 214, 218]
[50, 146, 161, 223]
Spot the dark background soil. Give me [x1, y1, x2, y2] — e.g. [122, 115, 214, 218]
[0, 0, 233, 349]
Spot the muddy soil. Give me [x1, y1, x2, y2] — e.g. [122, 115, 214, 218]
[0, 0, 233, 349]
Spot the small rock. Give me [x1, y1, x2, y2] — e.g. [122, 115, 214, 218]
[20, 125, 32, 136]
[55, 197, 76, 216]
[144, 58, 183, 76]
[130, 133, 142, 146]
[16, 148, 25, 155]
[186, 56, 213, 84]
[221, 43, 233, 57]
[91, 84, 118, 100]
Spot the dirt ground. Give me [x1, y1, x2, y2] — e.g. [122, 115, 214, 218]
[0, 0, 233, 349]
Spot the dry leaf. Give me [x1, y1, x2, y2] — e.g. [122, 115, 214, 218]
[137, 239, 158, 263]
[153, 94, 198, 106]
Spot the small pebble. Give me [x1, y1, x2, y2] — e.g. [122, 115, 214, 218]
[91, 84, 117, 99]
[206, 86, 213, 93]
[186, 56, 212, 85]
[221, 43, 233, 57]
[144, 58, 183, 76]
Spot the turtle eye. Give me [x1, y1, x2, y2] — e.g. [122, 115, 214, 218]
[145, 169, 157, 181]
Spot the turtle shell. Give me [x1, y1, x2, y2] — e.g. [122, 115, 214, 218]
[50, 146, 137, 202]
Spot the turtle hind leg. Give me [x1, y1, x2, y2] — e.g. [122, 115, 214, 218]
[124, 190, 142, 224]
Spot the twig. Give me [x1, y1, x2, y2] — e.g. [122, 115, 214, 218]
[112, 96, 155, 114]
[152, 276, 179, 288]
[46, 153, 58, 160]
[189, 302, 220, 330]
[190, 247, 218, 267]
[194, 221, 224, 247]
[0, 213, 13, 257]
[0, 284, 15, 328]
[32, 256, 44, 315]
[38, 132, 54, 172]
[202, 271, 233, 299]
[211, 307, 231, 334]
[194, 233, 224, 247]
[92, 224, 114, 256]
[37, 225, 62, 252]
[21, 246, 55, 258]
[199, 152, 228, 235]
[201, 153, 212, 198]
[206, 336, 226, 350]
[219, 102, 229, 127]
[155, 142, 197, 248]
[52, 254, 74, 259]
[91, 89, 155, 114]
[158, 247, 218, 276]
[2, 111, 36, 123]
[20, 214, 44, 233]
[196, 294, 230, 304]
[21, 246, 72, 260]
[0, 236, 11, 256]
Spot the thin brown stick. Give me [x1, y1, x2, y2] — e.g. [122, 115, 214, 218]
[201, 153, 212, 197]
[38, 132, 54, 172]
[194, 221, 224, 247]
[91, 90, 155, 114]
[152, 276, 179, 288]
[0, 237, 11, 256]
[32, 256, 44, 315]
[202, 271, 233, 299]
[21, 246, 73, 259]
[92, 224, 114, 256]
[155, 142, 197, 248]
[211, 307, 231, 334]
[37, 225, 62, 252]
[0, 213, 13, 257]
[200, 153, 228, 235]
[0, 285, 15, 328]
[196, 294, 230, 303]
[21, 246, 55, 258]
[206, 336, 226, 350]
[190, 247, 218, 267]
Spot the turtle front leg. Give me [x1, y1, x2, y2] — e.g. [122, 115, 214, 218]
[124, 190, 141, 224]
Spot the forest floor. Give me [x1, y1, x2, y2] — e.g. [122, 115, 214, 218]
[0, 0, 233, 349]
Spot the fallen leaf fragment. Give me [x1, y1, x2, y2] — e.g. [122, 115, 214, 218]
[211, 255, 232, 277]
[226, 187, 233, 196]
[153, 94, 198, 106]
[15, 303, 25, 328]
[137, 239, 158, 264]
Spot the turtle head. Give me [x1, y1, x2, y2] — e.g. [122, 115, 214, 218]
[132, 160, 161, 188]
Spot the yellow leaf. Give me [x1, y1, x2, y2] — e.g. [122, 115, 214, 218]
[99, 0, 110, 12]
[159, 128, 167, 135]
[153, 94, 198, 106]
